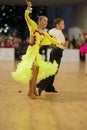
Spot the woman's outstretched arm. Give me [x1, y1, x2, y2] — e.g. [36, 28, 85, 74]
[25, 0, 37, 35]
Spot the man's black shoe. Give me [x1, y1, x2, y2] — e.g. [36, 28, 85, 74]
[51, 90, 58, 92]
[45, 85, 58, 92]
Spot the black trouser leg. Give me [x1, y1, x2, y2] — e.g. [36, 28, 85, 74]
[48, 48, 63, 86]
[37, 47, 63, 92]
[37, 75, 55, 92]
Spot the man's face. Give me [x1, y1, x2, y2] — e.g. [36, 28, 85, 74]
[39, 16, 48, 28]
[57, 20, 65, 30]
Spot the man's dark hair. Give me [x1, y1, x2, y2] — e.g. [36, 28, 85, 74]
[54, 18, 64, 27]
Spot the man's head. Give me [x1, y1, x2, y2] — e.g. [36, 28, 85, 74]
[38, 16, 48, 29]
[54, 18, 65, 30]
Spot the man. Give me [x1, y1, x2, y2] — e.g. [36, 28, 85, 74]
[37, 18, 68, 95]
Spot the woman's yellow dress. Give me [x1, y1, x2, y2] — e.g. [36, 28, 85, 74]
[12, 10, 62, 84]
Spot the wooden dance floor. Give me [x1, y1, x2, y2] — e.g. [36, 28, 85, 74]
[0, 61, 87, 130]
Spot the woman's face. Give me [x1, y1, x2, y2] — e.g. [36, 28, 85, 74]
[39, 16, 48, 29]
[57, 20, 65, 30]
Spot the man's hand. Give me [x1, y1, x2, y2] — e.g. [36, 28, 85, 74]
[28, 35, 36, 46]
[62, 41, 69, 47]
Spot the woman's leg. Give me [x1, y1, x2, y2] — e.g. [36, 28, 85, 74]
[28, 64, 39, 99]
[33, 65, 39, 96]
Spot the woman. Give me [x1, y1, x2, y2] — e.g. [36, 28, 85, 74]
[12, 0, 67, 99]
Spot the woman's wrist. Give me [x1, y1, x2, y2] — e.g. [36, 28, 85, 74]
[26, 6, 31, 10]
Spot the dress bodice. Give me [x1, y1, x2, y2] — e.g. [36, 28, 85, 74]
[25, 10, 62, 48]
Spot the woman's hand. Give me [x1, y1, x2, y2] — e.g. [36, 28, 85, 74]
[26, 0, 32, 9]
